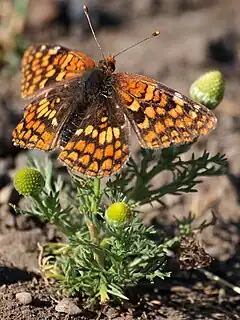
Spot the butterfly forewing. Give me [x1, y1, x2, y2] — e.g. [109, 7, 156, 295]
[13, 80, 82, 150]
[114, 73, 217, 149]
[21, 44, 96, 98]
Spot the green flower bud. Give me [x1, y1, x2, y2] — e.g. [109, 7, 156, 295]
[14, 168, 45, 196]
[189, 70, 224, 109]
[105, 202, 131, 225]
[99, 237, 113, 249]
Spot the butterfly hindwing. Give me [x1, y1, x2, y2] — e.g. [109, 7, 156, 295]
[59, 101, 130, 176]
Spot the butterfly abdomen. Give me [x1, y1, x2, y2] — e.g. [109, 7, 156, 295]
[60, 110, 86, 147]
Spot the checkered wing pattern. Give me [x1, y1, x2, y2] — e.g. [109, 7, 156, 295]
[21, 44, 96, 98]
[58, 102, 130, 176]
[12, 81, 78, 150]
[114, 73, 217, 149]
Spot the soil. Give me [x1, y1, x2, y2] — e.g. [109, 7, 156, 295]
[1, 0, 240, 319]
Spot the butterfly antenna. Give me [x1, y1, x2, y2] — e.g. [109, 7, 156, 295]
[114, 31, 160, 58]
[83, 4, 105, 60]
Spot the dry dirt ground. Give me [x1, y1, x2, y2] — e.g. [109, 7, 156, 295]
[0, 0, 240, 319]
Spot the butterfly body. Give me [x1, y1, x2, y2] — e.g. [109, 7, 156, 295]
[59, 64, 120, 148]
[12, 44, 217, 176]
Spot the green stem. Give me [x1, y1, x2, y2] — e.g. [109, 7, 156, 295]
[94, 177, 101, 198]
[91, 177, 101, 214]
[84, 215, 105, 268]
[85, 177, 105, 268]
[99, 278, 109, 303]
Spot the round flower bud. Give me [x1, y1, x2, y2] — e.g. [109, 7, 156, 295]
[105, 202, 131, 225]
[189, 70, 224, 109]
[100, 237, 112, 249]
[14, 168, 45, 196]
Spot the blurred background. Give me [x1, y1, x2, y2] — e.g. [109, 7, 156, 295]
[0, 0, 240, 289]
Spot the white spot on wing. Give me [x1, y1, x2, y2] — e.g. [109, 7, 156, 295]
[75, 129, 83, 136]
[52, 118, 58, 127]
[174, 92, 183, 98]
[194, 104, 201, 110]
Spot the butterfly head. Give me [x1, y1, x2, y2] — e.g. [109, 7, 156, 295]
[98, 55, 116, 74]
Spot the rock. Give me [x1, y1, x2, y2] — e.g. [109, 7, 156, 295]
[0, 204, 15, 228]
[0, 185, 12, 205]
[16, 215, 36, 231]
[55, 298, 81, 315]
[0, 229, 45, 272]
[16, 292, 32, 305]
[0, 184, 20, 206]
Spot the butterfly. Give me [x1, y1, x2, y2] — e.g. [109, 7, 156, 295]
[12, 9, 217, 177]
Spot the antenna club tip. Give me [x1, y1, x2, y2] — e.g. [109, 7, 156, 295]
[153, 31, 160, 36]
[83, 4, 88, 12]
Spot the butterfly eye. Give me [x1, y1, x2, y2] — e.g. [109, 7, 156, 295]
[108, 61, 115, 73]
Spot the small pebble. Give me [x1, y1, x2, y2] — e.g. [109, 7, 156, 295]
[55, 298, 81, 315]
[16, 292, 32, 305]
[170, 286, 191, 293]
[0, 186, 12, 205]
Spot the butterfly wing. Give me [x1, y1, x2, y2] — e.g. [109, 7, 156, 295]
[113, 73, 217, 149]
[13, 79, 84, 151]
[21, 44, 96, 98]
[58, 100, 130, 176]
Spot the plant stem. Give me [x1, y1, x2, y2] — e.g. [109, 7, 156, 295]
[99, 278, 109, 303]
[91, 177, 101, 214]
[85, 177, 105, 268]
[198, 268, 240, 295]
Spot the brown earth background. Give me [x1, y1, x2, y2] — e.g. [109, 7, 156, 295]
[0, 0, 240, 319]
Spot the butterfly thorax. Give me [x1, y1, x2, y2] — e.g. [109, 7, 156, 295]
[82, 56, 116, 101]
[82, 69, 114, 100]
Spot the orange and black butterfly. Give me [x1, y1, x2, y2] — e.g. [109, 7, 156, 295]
[12, 7, 217, 177]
